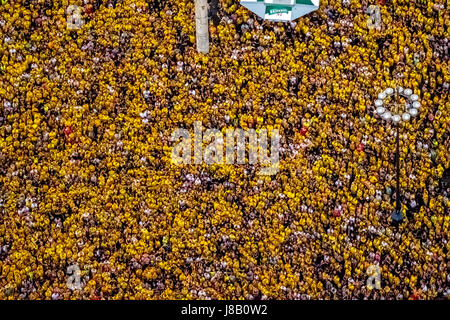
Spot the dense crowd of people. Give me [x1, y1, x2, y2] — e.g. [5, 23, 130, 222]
[0, 0, 448, 299]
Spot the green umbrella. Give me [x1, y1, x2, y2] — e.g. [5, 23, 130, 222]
[241, 0, 319, 22]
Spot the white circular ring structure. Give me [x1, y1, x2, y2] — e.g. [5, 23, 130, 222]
[374, 87, 419, 123]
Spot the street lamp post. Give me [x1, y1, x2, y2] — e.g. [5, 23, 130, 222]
[374, 87, 421, 223]
[195, 0, 209, 53]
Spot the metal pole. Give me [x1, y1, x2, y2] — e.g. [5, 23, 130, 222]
[195, 0, 209, 53]
[392, 86, 402, 215]
[396, 123, 401, 212]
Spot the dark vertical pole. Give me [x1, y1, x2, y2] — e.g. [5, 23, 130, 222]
[396, 123, 401, 212]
